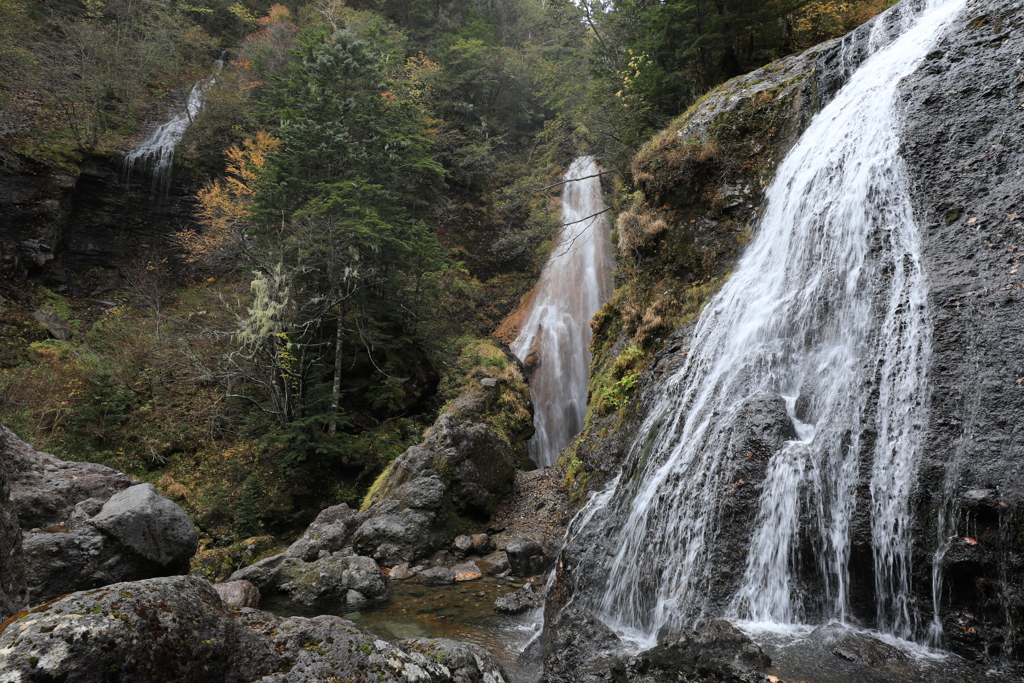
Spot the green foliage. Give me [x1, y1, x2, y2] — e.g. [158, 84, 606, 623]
[234, 475, 266, 537]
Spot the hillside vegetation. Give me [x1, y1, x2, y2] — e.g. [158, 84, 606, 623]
[0, 0, 893, 546]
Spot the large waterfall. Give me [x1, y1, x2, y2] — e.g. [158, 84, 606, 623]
[125, 57, 223, 191]
[574, 0, 965, 643]
[512, 157, 614, 468]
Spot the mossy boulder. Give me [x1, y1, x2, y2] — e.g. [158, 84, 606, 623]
[0, 574, 509, 683]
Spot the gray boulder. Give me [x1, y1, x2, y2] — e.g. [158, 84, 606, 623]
[230, 552, 387, 606]
[283, 503, 360, 561]
[22, 483, 198, 604]
[3, 424, 136, 529]
[215, 579, 261, 608]
[0, 425, 25, 620]
[0, 574, 508, 683]
[351, 477, 451, 565]
[506, 537, 549, 576]
[494, 582, 544, 615]
[418, 566, 457, 586]
[90, 483, 197, 568]
[402, 638, 510, 683]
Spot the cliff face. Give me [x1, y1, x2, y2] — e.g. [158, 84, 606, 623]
[899, 0, 1024, 662]
[555, 0, 1024, 670]
[0, 145, 197, 293]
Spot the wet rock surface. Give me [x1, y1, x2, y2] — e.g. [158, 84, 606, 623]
[494, 581, 544, 615]
[626, 621, 772, 683]
[899, 0, 1024, 664]
[0, 574, 511, 683]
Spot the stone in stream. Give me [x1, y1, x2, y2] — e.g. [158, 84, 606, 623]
[231, 552, 386, 606]
[389, 562, 415, 580]
[487, 557, 511, 576]
[494, 582, 544, 615]
[471, 533, 493, 555]
[506, 537, 549, 576]
[418, 566, 457, 586]
[452, 561, 482, 582]
[452, 534, 474, 558]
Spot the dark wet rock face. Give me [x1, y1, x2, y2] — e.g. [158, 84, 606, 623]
[494, 582, 545, 615]
[506, 537, 550, 577]
[541, 609, 627, 683]
[626, 621, 772, 683]
[898, 0, 1024, 663]
[0, 149, 198, 290]
[0, 575, 511, 683]
[0, 426, 26, 620]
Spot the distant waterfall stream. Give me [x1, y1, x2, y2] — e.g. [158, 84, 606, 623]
[125, 56, 223, 191]
[512, 157, 614, 468]
[572, 0, 965, 644]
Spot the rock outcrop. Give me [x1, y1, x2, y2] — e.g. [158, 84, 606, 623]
[22, 483, 199, 603]
[234, 365, 533, 582]
[4, 424, 137, 529]
[545, 0, 1024, 674]
[898, 0, 1024, 662]
[0, 575, 511, 683]
[2, 425, 199, 604]
[230, 551, 387, 606]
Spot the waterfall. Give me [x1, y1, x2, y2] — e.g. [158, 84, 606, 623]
[125, 56, 224, 191]
[511, 157, 614, 468]
[574, 0, 964, 642]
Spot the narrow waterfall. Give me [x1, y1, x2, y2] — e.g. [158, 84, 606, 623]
[574, 0, 964, 642]
[125, 57, 223, 191]
[511, 157, 614, 468]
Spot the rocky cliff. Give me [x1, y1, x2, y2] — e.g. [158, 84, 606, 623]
[550, 0, 1024, 674]
[0, 145, 197, 293]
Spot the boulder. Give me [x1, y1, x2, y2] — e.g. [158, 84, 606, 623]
[22, 484, 199, 604]
[89, 483, 197, 569]
[283, 503, 360, 561]
[0, 425, 25, 620]
[389, 563, 416, 580]
[419, 566, 457, 586]
[506, 537, 549, 576]
[452, 561, 482, 582]
[0, 574, 510, 683]
[452, 534, 474, 558]
[350, 477, 451, 566]
[402, 638, 510, 683]
[230, 552, 387, 606]
[543, 609, 627, 683]
[494, 582, 544, 615]
[486, 557, 511, 576]
[215, 579, 261, 608]
[3, 424, 136, 529]
[625, 621, 771, 683]
[471, 533, 493, 555]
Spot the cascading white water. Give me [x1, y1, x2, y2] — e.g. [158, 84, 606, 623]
[511, 157, 614, 468]
[125, 57, 223, 191]
[579, 0, 964, 641]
